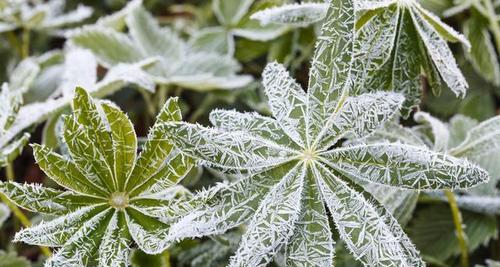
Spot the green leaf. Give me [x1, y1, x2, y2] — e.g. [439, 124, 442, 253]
[0, 203, 9, 228]
[250, 3, 328, 27]
[98, 211, 131, 267]
[125, 207, 172, 254]
[32, 144, 109, 196]
[189, 27, 233, 55]
[101, 102, 137, 191]
[450, 115, 500, 158]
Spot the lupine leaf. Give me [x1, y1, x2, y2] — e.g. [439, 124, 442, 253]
[450, 115, 500, 158]
[413, 111, 450, 152]
[98, 211, 131, 267]
[125, 207, 172, 254]
[321, 143, 489, 189]
[228, 164, 304, 267]
[315, 164, 424, 266]
[0, 182, 104, 215]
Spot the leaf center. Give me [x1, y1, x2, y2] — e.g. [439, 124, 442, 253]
[301, 149, 317, 163]
[109, 192, 129, 209]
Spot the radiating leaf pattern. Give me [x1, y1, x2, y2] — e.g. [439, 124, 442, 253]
[1, 88, 193, 266]
[161, 0, 487, 264]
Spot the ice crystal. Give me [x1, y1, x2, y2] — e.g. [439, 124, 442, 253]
[161, 0, 488, 265]
[0, 88, 193, 266]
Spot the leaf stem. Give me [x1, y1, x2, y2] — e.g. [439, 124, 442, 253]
[5, 31, 23, 57]
[0, 193, 52, 257]
[5, 162, 15, 182]
[21, 28, 30, 59]
[444, 190, 468, 267]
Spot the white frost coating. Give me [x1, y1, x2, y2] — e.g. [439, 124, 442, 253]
[321, 143, 489, 190]
[450, 195, 500, 215]
[263, 62, 308, 146]
[229, 164, 305, 267]
[315, 164, 424, 267]
[410, 5, 468, 97]
[160, 122, 296, 170]
[251, 3, 328, 27]
[414, 111, 450, 152]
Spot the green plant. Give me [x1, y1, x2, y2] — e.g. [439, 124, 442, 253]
[0, 88, 193, 265]
[160, 0, 488, 265]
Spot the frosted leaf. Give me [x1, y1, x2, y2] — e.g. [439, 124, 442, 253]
[0, 181, 103, 215]
[0, 133, 30, 167]
[126, 98, 181, 191]
[160, 122, 295, 170]
[361, 121, 427, 147]
[410, 5, 468, 97]
[450, 115, 500, 158]
[321, 143, 489, 190]
[189, 27, 233, 55]
[101, 102, 137, 191]
[251, 3, 328, 27]
[168, 164, 294, 240]
[130, 153, 193, 197]
[209, 109, 301, 149]
[95, 59, 157, 95]
[9, 58, 40, 93]
[126, 6, 185, 63]
[98, 211, 130, 267]
[445, 194, 500, 215]
[413, 4, 470, 48]
[285, 172, 334, 267]
[315, 92, 404, 150]
[413, 112, 450, 152]
[42, 4, 92, 30]
[231, 25, 289, 42]
[314, 164, 424, 266]
[32, 144, 109, 196]
[125, 207, 172, 254]
[14, 205, 108, 246]
[0, 203, 10, 228]
[94, 0, 142, 30]
[62, 115, 113, 190]
[262, 62, 308, 146]
[69, 27, 143, 68]
[306, 0, 354, 141]
[59, 49, 97, 97]
[228, 164, 305, 267]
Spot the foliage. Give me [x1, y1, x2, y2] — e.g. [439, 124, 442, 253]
[0, 0, 498, 266]
[161, 0, 488, 265]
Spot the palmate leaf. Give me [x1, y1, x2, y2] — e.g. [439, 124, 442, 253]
[352, 0, 470, 115]
[1, 88, 193, 266]
[162, 0, 488, 264]
[70, 4, 252, 91]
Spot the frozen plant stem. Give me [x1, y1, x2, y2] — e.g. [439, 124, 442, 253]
[5, 162, 14, 182]
[5, 31, 23, 57]
[21, 28, 30, 59]
[0, 193, 52, 257]
[444, 190, 468, 267]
